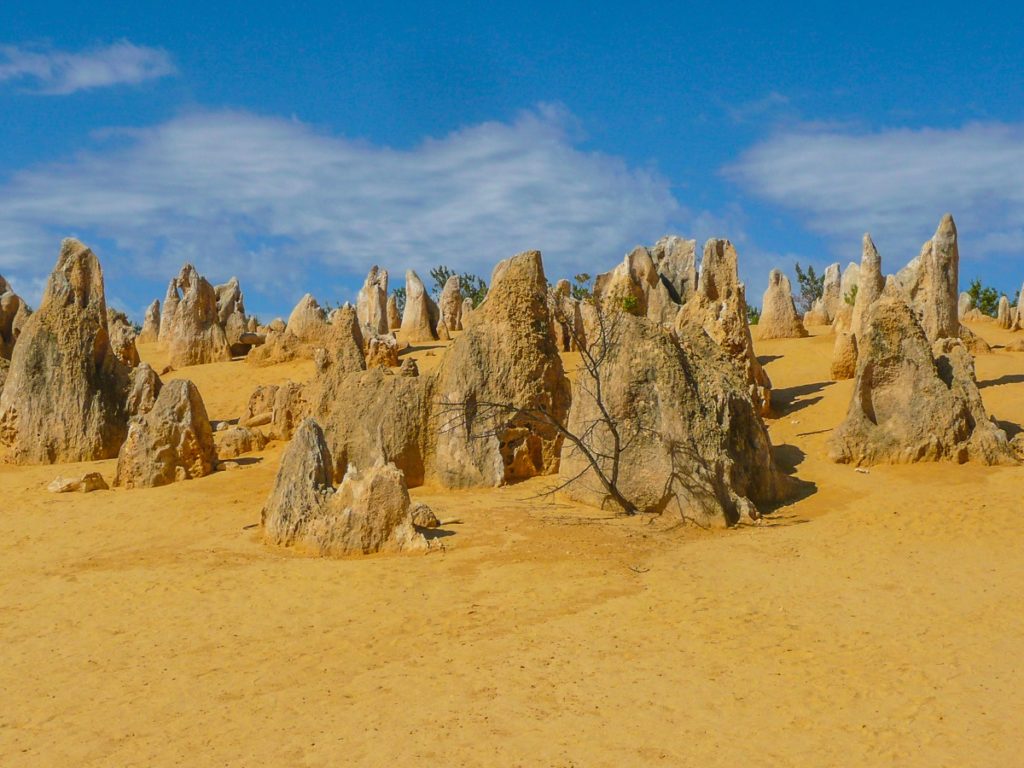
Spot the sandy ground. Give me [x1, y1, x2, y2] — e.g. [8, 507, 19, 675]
[2, 320, 1023, 766]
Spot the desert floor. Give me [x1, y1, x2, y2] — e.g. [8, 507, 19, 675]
[2, 320, 1023, 767]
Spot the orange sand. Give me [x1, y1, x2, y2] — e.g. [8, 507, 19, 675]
[1, 320, 1023, 766]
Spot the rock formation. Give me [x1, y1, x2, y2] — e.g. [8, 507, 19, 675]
[594, 246, 677, 324]
[261, 418, 425, 556]
[107, 308, 141, 368]
[675, 239, 772, 415]
[558, 313, 791, 527]
[958, 292, 973, 320]
[439, 275, 463, 332]
[399, 271, 440, 343]
[997, 296, 1013, 329]
[850, 234, 885, 340]
[829, 288, 1014, 466]
[365, 334, 399, 369]
[249, 300, 365, 368]
[126, 363, 162, 417]
[158, 279, 179, 346]
[0, 277, 27, 360]
[386, 294, 401, 330]
[114, 379, 217, 488]
[0, 239, 129, 464]
[650, 235, 698, 304]
[138, 299, 160, 343]
[822, 263, 842, 321]
[830, 332, 858, 380]
[803, 299, 830, 327]
[216, 425, 267, 459]
[48, 472, 109, 493]
[758, 269, 808, 339]
[356, 267, 389, 337]
[166, 265, 232, 367]
[431, 250, 571, 487]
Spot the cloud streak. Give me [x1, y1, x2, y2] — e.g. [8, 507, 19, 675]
[727, 122, 1024, 264]
[0, 105, 685, 313]
[0, 41, 176, 94]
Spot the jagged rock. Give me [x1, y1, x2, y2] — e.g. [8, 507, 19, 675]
[559, 313, 791, 527]
[286, 294, 328, 339]
[261, 418, 425, 556]
[432, 250, 571, 487]
[365, 334, 400, 369]
[919, 214, 961, 341]
[548, 281, 586, 352]
[138, 299, 160, 343]
[958, 292, 973, 320]
[410, 501, 440, 528]
[830, 332, 858, 380]
[216, 425, 268, 459]
[0, 239, 129, 464]
[997, 296, 1013, 329]
[107, 308, 141, 368]
[439, 275, 463, 331]
[829, 288, 1014, 466]
[820, 263, 842, 322]
[215, 277, 245, 326]
[0, 282, 26, 360]
[386, 294, 401, 330]
[850, 235, 885, 340]
[356, 266, 389, 337]
[758, 269, 808, 339]
[650, 235, 698, 304]
[400, 271, 440, 342]
[114, 379, 217, 488]
[594, 246, 678, 324]
[158, 279, 178, 346]
[399, 357, 419, 377]
[47, 473, 108, 493]
[166, 265, 231, 367]
[126, 363, 162, 417]
[675, 239, 772, 415]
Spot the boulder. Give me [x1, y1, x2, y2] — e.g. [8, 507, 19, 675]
[431, 250, 571, 487]
[400, 271, 440, 343]
[0, 239, 129, 464]
[365, 334, 400, 369]
[439, 275, 463, 331]
[758, 269, 808, 339]
[216, 425, 268, 459]
[399, 357, 419, 377]
[138, 299, 160, 343]
[47, 472, 108, 493]
[286, 293, 328, 340]
[114, 379, 217, 488]
[650, 235, 698, 304]
[126, 362, 162, 417]
[828, 288, 1014, 466]
[356, 266, 389, 337]
[675, 239, 772, 415]
[558, 313, 791, 527]
[166, 265, 232, 367]
[107, 308, 141, 368]
[261, 418, 425, 556]
[410, 501, 440, 528]
[803, 298, 830, 327]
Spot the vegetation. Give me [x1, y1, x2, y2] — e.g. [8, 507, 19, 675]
[844, 285, 858, 306]
[571, 273, 593, 302]
[429, 265, 488, 308]
[967, 278, 1000, 317]
[392, 286, 406, 315]
[620, 295, 640, 315]
[747, 305, 761, 325]
[794, 263, 825, 315]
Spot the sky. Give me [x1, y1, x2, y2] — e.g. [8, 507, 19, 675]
[1, 1, 1022, 321]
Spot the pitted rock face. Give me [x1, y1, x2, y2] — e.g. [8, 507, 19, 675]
[107, 308, 141, 368]
[650, 235, 698, 304]
[594, 246, 678, 325]
[166, 264, 232, 368]
[356, 266, 389, 336]
[829, 288, 1015, 467]
[261, 418, 425, 557]
[758, 269, 808, 340]
[114, 378, 217, 488]
[0, 239, 130, 464]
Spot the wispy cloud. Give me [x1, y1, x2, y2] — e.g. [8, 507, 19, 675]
[727, 122, 1024, 264]
[0, 105, 688, 312]
[725, 91, 791, 124]
[0, 41, 176, 94]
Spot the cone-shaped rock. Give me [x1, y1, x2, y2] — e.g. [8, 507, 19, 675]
[356, 266, 389, 336]
[758, 269, 808, 339]
[439, 275, 463, 332]
[138, 299, 160, 343]
[851, 234, 885, 339]
[400, 270, 440, 342]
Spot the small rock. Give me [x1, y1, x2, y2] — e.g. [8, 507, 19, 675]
[48, 472, 109, 493]
[410, 501, 440, 528]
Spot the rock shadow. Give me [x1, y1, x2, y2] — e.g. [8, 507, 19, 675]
[770, 380, 835, 416]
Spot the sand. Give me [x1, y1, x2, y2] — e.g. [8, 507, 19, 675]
[2, 320, 1023, 766]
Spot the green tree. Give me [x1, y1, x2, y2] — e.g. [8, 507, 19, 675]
[967, 278, 1000, 317]
[429, 265, 488, 307]
[747, 305, 761, 325]
[794, 263, 825, 315]
[392, 286, 406, 315]
[571, 273, 593, 301]
[844, 285, 858, 306]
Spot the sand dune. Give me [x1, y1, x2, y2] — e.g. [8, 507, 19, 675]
[1, 320, 1023, 766]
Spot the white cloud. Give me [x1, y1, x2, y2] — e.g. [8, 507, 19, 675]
[0, 41, 176, 94]
[0, 105, 686, 313]
[726, 122, 1024, 266]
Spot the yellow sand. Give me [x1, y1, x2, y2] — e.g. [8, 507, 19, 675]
[2, 321, 1023, 766]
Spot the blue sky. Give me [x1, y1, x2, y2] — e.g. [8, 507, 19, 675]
[1, 1, 1022, 321]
